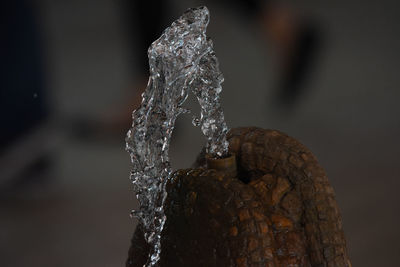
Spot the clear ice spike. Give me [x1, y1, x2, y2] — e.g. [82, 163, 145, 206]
[125, 6, 229, 266]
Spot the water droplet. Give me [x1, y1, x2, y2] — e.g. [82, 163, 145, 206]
[192, 116, 201, 126]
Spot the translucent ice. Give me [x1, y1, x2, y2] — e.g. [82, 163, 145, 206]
[125, 6, 228, 266]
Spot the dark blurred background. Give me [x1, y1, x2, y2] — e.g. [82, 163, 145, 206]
[1, 0, 399, 266]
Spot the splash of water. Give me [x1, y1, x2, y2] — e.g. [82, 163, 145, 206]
[125, 6, 228, 266]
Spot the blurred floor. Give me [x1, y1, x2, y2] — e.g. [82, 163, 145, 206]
[1, 0, 400, 266]
[0, 137, 136, 267]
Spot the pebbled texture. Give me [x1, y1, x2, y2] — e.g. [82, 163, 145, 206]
[126, 127, 351, 266]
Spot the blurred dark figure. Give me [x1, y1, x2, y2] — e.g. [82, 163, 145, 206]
[101, 0, 321, 132]
[74, 0, 321, 138]
[126, 0, 321, 107]
[0, 1, 52, 188]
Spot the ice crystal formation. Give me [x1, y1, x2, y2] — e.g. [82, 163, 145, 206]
[125, 6, 228, 266]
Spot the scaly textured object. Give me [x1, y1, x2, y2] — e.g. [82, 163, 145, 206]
[127, 127, 351, 266]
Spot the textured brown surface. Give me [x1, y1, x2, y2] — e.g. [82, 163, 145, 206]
[126, 127, 351, 266]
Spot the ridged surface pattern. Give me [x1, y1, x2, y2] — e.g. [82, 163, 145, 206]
[127, 127, 351, 266]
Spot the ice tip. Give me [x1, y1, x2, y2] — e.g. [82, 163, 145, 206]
[182, 6, 210, 25]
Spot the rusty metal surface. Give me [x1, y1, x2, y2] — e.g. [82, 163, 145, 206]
[127, 127, 351, 266]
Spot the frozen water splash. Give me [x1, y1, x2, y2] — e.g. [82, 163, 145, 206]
[191, 49, 229, 157]
[125, 6, 228, 266]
